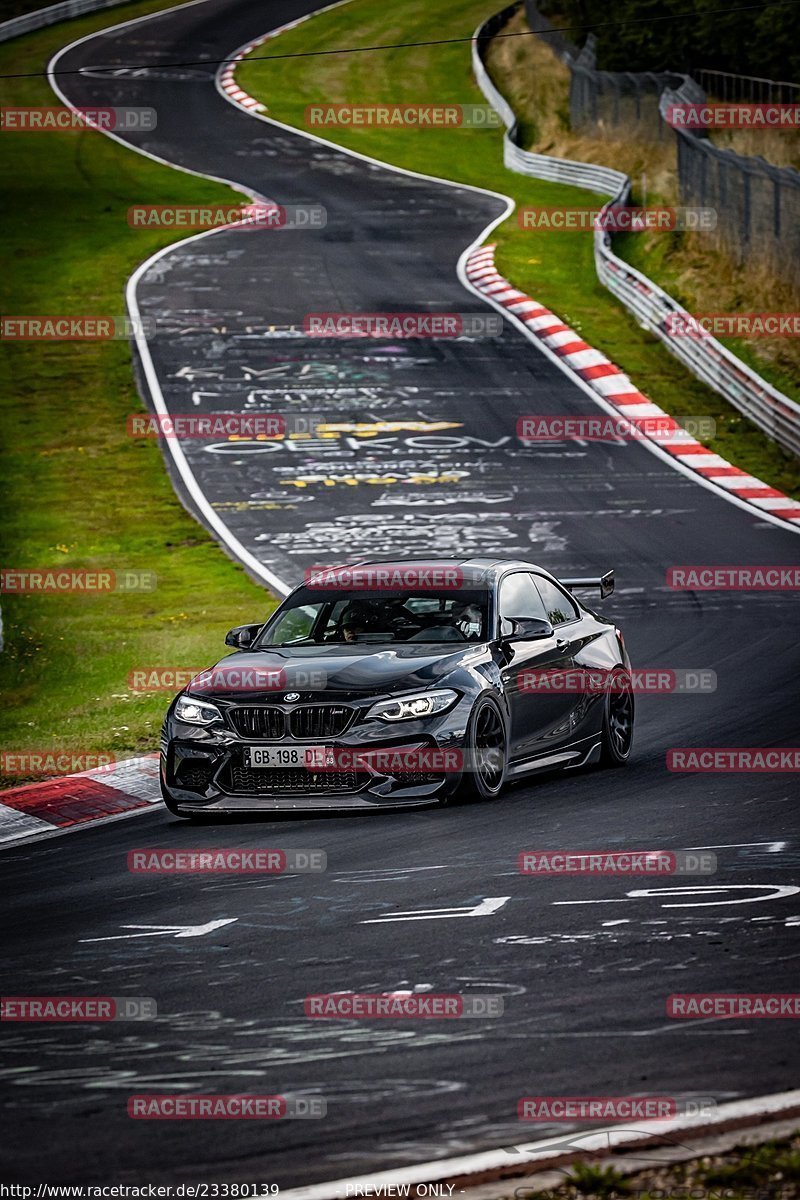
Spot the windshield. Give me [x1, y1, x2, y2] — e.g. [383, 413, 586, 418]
[257, 588, 490, 647]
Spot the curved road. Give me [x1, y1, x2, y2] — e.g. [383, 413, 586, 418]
[2, 0, 799, 1187]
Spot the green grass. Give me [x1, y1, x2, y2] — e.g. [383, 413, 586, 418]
[238, 0, 799, 498]
[568, 1162, 631, 1196]
[0, 0, 278, 785]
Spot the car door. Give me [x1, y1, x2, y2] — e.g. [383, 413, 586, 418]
[496, 571, 577, 762]
[532, 572, 596, 748]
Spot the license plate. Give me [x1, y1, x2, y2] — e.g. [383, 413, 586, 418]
[246, 745, 309, 769]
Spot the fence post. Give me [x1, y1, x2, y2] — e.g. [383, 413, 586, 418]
[742, 168, 751, 251]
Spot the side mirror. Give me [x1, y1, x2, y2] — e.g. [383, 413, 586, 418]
[224, 623, 262, 649]
[502, 616, 554, 642]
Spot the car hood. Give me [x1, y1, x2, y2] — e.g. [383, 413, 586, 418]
[185, 644, 483, 701]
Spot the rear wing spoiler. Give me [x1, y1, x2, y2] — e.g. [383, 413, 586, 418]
[562, 570, 615, 600]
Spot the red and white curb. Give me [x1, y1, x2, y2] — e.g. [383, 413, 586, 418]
[218, 49, 264, 111]
[217, 8, 334, 110]
[0, 754, 161, 847]
[466, 244, 800, 528]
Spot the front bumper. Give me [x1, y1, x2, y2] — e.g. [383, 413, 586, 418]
[160, 699, 470, 813]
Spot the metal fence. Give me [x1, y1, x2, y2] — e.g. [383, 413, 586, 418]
[0, 0, 131, 43]
[660, 80, 800, 292]
[569, 35, 687, 142]
[693, 69, 800, 103]
[472, 6, 800, 459]
[526, 0, 800, 295]
[522, 0, 577, 64]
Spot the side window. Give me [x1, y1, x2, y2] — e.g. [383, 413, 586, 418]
[268, 604, 317, 644]
[533, 576, 579, 626]
[498, 573, 549, 633]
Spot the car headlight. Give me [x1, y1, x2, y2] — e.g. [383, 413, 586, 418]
[366, 689, 459, 722]
[174, 695, 223, 726]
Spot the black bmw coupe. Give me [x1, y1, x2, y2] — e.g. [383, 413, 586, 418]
[160, 558, 633, 815]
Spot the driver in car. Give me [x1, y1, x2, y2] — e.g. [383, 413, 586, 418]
[340, 604, 370, 643]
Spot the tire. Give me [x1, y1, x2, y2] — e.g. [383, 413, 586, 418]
[599, 669, 635, 767]
[458, 695, 508, 801]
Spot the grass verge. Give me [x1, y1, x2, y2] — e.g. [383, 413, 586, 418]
[502, 1133, 800, 1198]
[238, 0, 799, 498]
[0, 1, 277, 785]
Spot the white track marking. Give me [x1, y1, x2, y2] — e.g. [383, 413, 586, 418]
[362, 896, 510, 923]
[685, 842, 788, 852]
[80, 918, 238, 942]
[555, 884, 800, 908]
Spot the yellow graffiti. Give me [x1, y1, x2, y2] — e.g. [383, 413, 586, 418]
[314, 421, 462, 436]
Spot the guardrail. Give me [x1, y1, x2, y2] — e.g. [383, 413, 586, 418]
[693, 68, 799, 103]
[472, 5, 800, 459]
[0, 0, 131, 44]
[474, 6, 628, 196]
